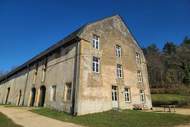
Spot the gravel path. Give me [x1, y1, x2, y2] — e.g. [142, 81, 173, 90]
[0, 107, 83, 127]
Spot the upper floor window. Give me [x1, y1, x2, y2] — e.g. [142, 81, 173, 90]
[124, 88, 131, 102]
[50, 85, 56, 101]
[92, 57, 100, 73]
[42, 65, 46, 82]
[140, 90, 145, 103]
[136, 52, 141, 64]
[92, 35, 100, 49]
[137, 70, 143, 83]
[32, 65, 38, 84]
[41, 59, 47, 82]
[116, 45, 122, 57]
[117, 64, 123, 78]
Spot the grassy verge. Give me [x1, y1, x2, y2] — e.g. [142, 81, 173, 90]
[152, 94, 190, 107]
[0, 112, 23, 127]
[31, 108, 190, 127]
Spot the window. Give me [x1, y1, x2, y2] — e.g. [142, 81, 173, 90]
[65, 83, 72, 101]
[112, 86, 118, 101]
[92, 35, 100, 49]
[116, 45, 122, 57]
[33, 65, 38, 84]
[50, 85, 56, 101]
[41, 63, 47, 82]
[136, 52, 141, 64]
[124, 88, 131, 102]
[140, 90, 145, 103]
[137, 70, 143, 83]
[117, 64, 123, 78]
[92, 57, 100, 73]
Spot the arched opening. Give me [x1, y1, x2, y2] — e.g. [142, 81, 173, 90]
[17, 90, 22, 106]
[5, 87, 10, 104]
[30, 87, 36, 106]
[38, 85, 46, 107]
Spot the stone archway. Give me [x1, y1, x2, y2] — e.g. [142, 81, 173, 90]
[30, 87, 36, 106]
[38, 85, 46, 107]
[5, 87, 10, 104]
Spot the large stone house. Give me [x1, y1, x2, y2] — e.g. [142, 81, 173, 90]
[0, 15, 152, 115]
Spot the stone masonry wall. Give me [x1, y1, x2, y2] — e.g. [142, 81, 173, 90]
[76, 15, 152, 115]
[0, 42, 77, 113]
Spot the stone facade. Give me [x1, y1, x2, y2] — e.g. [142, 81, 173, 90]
[0, 15, 152, 115]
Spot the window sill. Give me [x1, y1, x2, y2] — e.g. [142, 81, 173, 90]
[117, 77, 124, 79]
[92, 71, 100, 74]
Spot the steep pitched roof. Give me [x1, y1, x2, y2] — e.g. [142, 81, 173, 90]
[0, 14, 141, 83]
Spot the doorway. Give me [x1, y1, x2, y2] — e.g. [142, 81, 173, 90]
[30, 88, 36, 106]
[112, 86, 118, 108]
[5, 87, 10, 104]
[38, 86, 46, 107]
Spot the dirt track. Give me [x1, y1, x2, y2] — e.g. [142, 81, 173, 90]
[0, 107, 83, 127]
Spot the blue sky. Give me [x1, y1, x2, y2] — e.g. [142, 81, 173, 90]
[0, 0, 190, 71]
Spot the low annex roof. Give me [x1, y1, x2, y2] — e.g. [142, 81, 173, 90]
[0, 25, 85, 83]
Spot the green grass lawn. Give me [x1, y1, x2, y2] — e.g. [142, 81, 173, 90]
[31, 108, 190, 127]
[152, 94, 190, 107]
[0, 112, 23, 127]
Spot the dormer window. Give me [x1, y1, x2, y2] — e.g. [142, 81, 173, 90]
[92, 35, 100, 49]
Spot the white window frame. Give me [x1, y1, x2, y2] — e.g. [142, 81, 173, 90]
[92, 57, 100, 73]
[112, 86, 118, 101]
[92, 35, 100, 49]
[136, 52, 141, 64]
[116, 45, 122, 57]
[140, 90, 145, 103]
[117, 64, 123, 78]
[124, 88, 131, 102]
[50, 85, 56, 101]
[137, 70, 143, 83]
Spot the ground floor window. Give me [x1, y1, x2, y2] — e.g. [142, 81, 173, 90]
[124, 88, 131, 102]
[112, 86, 118, 101]
[140, 90, 145, 103]
[65, 83, 72, 101]
[50, 85, 56, 101]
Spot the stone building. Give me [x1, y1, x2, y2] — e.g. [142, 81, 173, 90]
[0, 15, 152, 115]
